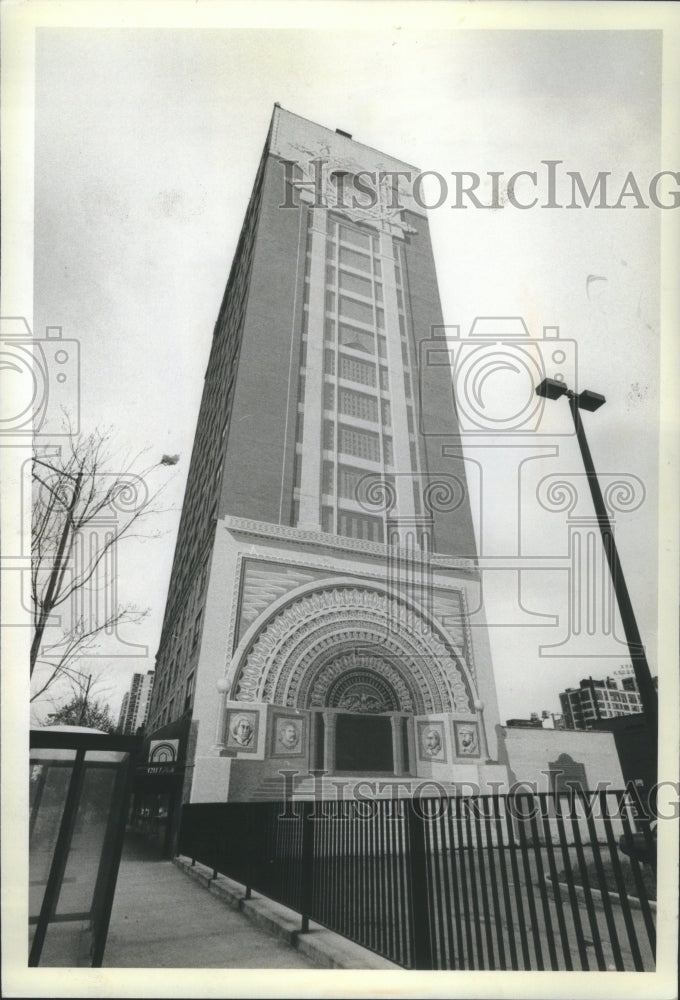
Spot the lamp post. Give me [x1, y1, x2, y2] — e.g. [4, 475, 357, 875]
[535, 378, 658, 756]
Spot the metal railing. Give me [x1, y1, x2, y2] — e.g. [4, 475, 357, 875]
[178, 788, 656, 970]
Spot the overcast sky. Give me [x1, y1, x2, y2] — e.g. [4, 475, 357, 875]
[24, 17, 671, 724]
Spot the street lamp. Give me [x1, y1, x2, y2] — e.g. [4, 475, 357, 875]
[535, 378, 658, 759]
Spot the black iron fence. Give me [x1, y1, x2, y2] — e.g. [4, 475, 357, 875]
[178, 789, 656, 971]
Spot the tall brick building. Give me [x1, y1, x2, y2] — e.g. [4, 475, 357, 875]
[146, 106, 507, 802]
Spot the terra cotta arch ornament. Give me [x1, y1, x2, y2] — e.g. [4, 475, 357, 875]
[230, 584, 474, 713]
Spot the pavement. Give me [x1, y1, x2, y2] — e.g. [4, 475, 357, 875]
[103, 832, 397, 969]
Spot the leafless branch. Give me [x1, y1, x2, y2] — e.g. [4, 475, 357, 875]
[30, 428, 175, 698]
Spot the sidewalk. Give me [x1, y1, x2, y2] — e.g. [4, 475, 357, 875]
[103, 833, 317, 968]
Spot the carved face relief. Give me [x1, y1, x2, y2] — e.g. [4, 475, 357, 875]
[417, 720, 446, 761]
[454, 721, 480, 757]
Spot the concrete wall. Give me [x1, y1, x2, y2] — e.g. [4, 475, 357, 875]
[500, 726, 626, 792]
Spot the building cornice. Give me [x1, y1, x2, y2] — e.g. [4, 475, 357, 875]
[220, 514, 479, 575]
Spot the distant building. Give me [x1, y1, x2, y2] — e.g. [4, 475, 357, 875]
[506, 711, 566, 730]
[118, 670, 155, 735]
[559, 676, 642, 730]
[506, 713, 543, 729]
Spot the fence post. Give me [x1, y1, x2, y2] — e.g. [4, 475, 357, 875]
[405, 800, 433, 970]
[300, 800, 314, 933]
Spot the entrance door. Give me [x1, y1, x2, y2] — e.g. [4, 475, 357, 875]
[335, 714, 393, 772]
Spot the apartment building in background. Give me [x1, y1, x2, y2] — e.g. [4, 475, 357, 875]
[559, 675, 643, 730]
[117, 670, 155, 735]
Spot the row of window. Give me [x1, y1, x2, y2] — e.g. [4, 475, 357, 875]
[295, 211, 414, 543]
[150, 557, 209, 730]
[326, 265, 383, 302]
[322, 384, 390, 425]
[321, 505, 384, 542]
[172, 169, 263, 578]
[153, 670, 195, 730]
[322, 420, 393, 465]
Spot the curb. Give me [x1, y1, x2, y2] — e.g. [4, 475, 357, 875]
[544, 876, 657, 912]
[174, 856, 400, 970]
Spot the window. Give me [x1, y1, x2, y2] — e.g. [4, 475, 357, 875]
[339, 224, 371, 251]
[339, 295, 373, 326]
[337, 509, 384, 542]
[338, 465, 368, 502]
[323, 383, 335, 410]
[324, 349, 336, 375]
[323, 421, 335, 450]
[339, 355, 375, 386]
[339, 388, 378, 422]
[321, 506, 334, 533]
[339, 426, 380, 462]
[339, 270, 373, 298]
[192, 610, 202, 650]
[184, 672, 195, 713]
[322, 461, 334, 495]
[339, 323, 373, 354]
[339, 246, 371, 272]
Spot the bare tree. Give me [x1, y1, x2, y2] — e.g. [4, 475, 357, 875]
[30, 429, 176, 702]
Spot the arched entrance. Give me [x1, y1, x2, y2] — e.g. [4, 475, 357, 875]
[229, 583, 477, 776]
[327, 667, 399, 773]
[304, 659, 414, 776]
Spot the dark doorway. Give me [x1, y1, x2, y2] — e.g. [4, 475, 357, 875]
[335, 714, 393, 772]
